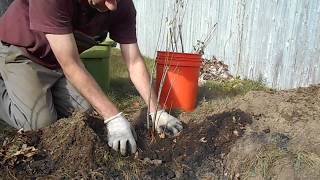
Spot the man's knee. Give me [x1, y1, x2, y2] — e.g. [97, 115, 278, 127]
[8, 103, 58, 131]
[0, 77, 57, 130]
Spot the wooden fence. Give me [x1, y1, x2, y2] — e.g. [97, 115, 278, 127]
[133, 0, 320, 89]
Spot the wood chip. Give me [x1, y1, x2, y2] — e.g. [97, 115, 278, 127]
[143, 157, 162, 165]
[159, 133, 166, 139]
[200, 137, 207, 143]
[233, 130, 239, 136]
[232, 116, 237, 123]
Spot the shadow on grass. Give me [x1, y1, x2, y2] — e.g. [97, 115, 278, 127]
[0, 120, 14, 144]
[109, 78, 138, 97]
[107, 77, 144, 111]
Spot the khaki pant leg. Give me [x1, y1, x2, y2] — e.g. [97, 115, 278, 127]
[52, 75, 92, 118]
[0, 43, 62, 130]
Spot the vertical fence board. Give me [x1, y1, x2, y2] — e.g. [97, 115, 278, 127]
[133, 0, 320, 89]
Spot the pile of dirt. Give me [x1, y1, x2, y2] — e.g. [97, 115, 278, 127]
[0, 113, 110, 178]
[0, 109, 253, 179]
[1, 85, 320, 179]
[39, 113, 105, 176]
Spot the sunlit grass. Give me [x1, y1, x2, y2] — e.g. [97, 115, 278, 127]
[198, 78, 269, 101]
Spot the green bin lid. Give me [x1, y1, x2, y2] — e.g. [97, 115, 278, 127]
[80, 39, 117, 59]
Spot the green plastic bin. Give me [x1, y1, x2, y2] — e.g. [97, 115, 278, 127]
[80, 40, 117, 92]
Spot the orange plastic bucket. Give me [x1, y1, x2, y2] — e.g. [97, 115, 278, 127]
[155, 51, 201, 112]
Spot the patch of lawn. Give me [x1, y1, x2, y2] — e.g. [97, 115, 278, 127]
[109, 48, 154, 80]
[191, 78, 270, 120]
[198, 78, 269, 101]
[108, 48, 154, 112]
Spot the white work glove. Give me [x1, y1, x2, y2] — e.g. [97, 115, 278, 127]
[150, 110, 183, 136]
[104, 112, 137, 155]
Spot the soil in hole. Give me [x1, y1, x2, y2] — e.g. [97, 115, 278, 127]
[0, 110, 252, 179]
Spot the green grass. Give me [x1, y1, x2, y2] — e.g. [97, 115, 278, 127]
[192, 78, 269, 118]
[198, 78, 269, 101]
[107, 48, 154, 112]
[109, 48, 154, 79]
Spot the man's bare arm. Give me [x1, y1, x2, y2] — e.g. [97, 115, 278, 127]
[120, 43, 183, 135]
[120, 43, 158, 113]
[46, 33, 119, 119]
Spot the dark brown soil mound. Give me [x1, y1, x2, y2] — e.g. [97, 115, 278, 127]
[0, 109, 252, 179]
[0, 113, 108, 178]
[135, 109, 252, 179]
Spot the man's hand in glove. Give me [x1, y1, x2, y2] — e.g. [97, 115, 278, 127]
[150, 110, 183, 136]
[104, 112, 137, 155]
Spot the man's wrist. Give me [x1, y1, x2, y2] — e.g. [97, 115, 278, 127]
[149, 104, 164, 114]
[148, 105, 158, 114]
[104, 112, 123, 124]
[149, 109, 164, 116]
[100, 106, 120, 119]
